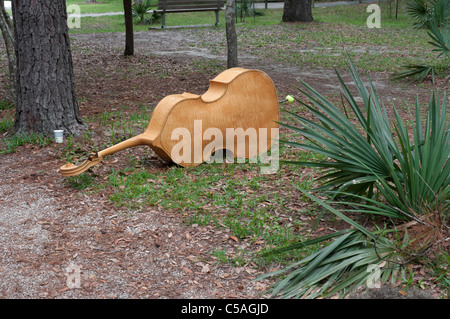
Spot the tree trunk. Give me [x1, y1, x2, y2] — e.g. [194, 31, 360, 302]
[225, 0, 238, 68]
[282, 0, 314, 23]
[0, 0, 16, 100]
[12, 0, 84, 137]
[123, 0, 134, 56]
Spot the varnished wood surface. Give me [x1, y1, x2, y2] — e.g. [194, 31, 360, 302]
[60, 67, 279, 175]
[144, 67, 280, 166]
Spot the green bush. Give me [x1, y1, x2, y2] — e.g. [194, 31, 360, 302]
[132, 0, 161, 25]
[395, 0, 449, 81]
[261, 57, 449, 298]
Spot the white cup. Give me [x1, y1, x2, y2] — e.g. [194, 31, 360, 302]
[54, 130, 64, 143]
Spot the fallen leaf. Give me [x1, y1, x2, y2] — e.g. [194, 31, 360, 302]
[58, 287, 70, 293]
[183, 267, 193, 274]
[245, 268, 257, 274]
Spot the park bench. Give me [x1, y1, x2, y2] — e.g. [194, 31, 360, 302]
[155, 0, 224, 28]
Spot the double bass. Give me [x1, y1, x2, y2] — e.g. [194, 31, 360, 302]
[60, 67, 280, 176]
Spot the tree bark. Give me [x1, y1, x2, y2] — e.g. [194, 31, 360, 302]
[282, 0, 314, 23]
[225, 0, 238, 68]
[123, 0, 134, 56]
[12, 0, 84, 137]
[0, 0, 16, 100]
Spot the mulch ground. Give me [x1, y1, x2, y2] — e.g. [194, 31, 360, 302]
[0, 29, 447, 299]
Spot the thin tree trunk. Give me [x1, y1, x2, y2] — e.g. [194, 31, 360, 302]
[0, 1, 16, 100]
[225, 0, 238, 68]
[123, 0, 134, 56]
[12, 0, 84, 137]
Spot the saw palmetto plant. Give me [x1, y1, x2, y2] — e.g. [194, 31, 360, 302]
[262, 57, 449, 298]
[395, 0, 449, 82]
[406, 0, 449, 29]
[132, 0, 160, 25]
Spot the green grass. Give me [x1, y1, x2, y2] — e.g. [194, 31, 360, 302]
[0, 132, 53, 154]
[68, 3, 418, 31]
[67, 4, 441, 74]
[54, 99, 318, 266]
[66, 0, 124, 14]
[0, 99, 14, 111]
[96, 159, 312, 265]
[104, 161, 305, 241]
[0, 116, 13, 133]
[233, 5, 438, 73]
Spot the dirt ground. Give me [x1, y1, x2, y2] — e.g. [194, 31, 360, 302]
[0, 28, 447, 299]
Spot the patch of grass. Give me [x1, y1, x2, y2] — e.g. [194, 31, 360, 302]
[428, 252, 450, 296]
[313, 2, 413, 28]
[0, 99, 14, 111]
[234, 7, 435, 73]
[66, 0, 124, 14]
[0, 132, 53, 154]
[68, 4, 438, 73]
[56, 100, 313, 264]
[56, 98, 325, 265]
[211, 247, 249, 267]
[101, 160, 310, 254]
[64, 173, 96, 190]
[0, 117, 13, 133]
[191, 59, 227, 75]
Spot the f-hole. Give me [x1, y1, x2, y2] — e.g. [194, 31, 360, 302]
[207, 148, 234, 164]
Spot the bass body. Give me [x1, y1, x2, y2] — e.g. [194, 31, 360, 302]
[60, 67, 279, 176]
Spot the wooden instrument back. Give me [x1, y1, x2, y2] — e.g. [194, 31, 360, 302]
[60, 67, 279, 176]
[146, 67, 280, 167]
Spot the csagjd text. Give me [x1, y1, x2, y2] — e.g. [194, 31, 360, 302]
[181, 303, 269, 316]
[226, 303, 269, 315]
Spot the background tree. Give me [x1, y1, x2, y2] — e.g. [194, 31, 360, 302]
[225, 0, 238, 68]
[123, 0, 134, 56]
[12, 0, 84, 136]
[0, 0, 16, 100]
[282, 0, 314, 23]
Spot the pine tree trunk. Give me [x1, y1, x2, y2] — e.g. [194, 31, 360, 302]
[12, 0, 84, 137]
[0, 1, 16, 100]
[225, 0, 238, 68]
[123, 0, 134, 56]
[282, 0, 314, 23]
